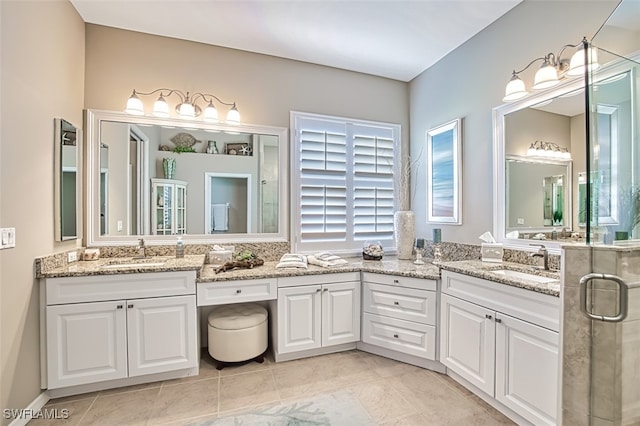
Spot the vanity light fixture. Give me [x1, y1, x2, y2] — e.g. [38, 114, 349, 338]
[527, 140, 571, 160]
[125, 88, 240, 124]
[503, 37, 599, 102]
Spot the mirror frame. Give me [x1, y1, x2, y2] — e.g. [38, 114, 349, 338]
[54, 118, 82, 241]
[85, 109, 289, 246]
[493, 77, 585, 253]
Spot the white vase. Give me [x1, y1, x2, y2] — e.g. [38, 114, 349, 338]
[394, 210, 415, 260]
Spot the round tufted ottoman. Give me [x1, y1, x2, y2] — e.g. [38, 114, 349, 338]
[207, 303, 268, 370]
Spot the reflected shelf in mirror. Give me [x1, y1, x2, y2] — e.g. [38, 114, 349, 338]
[85, 109, 288, 246]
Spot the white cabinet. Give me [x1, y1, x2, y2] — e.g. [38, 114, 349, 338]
[440, 270, 559, 426]
[275, 273, 360, 358]
[42, 271, 198, 391]
[151, 178, 187, 235]
[360, 273, 438, 361]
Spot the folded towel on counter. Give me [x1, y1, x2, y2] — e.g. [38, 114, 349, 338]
[308, 252, 349, 268]
[276, 253, 308, 269]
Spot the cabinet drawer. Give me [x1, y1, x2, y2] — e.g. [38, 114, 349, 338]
[362, 272, 436, 291]
[45, 271, 196, 305]
[278, 272, 360, 288]
[363, 282, 436, 325]
[197, 278, 277, 306]
[362, 313, 436, 360]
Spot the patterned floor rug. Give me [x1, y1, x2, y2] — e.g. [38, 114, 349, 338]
[188, 390, 374, 425]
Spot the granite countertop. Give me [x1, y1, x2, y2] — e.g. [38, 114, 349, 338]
[198, 258, 441, 282]
[38, 255, 207, 279]
[436, 260, 560, 297]
[38, 254, 558, 297]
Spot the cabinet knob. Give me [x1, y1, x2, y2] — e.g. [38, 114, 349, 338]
[323, 288, 328, 292]
[127, 304, 134, 309]
[393, 301, 399, 306]
[393, 279, 399, 284]
[485, 314, 492, 320]
[316, 288, 322, 292]
[116, 304, 123, 309]
[393, 334, 399, 338]
[495, 318, 502, 323]
[236, 289, 242, 294]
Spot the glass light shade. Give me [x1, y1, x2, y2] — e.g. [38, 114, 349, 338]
[125, 94, 144, 115]
[226, 104, 240, 124]
[532, 62, 559, 90]
[503, 74, 528, 102]
[178, 102, 196, 118]
[152, 95, 170, 118]
[203, 102, 218, 122]
[567, 46, 599, 76]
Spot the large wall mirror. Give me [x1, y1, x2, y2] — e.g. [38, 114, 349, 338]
[493, 52, 637, 252]
[85, 110, 288, 246]
[54, 118, 82, 241]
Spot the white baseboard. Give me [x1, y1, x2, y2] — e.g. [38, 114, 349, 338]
[7, 391, 50, 426]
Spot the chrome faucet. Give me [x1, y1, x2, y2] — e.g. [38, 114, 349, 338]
[135, 238, 146, 258]
[529, 243, 549, 270]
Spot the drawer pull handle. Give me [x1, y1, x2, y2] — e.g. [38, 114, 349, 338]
[127, 304, 134, 309]
[485, 314, 492, 320]
[495, 318, 502, 323]
[316, 288, 322, 292]
[236, 289, 242, 294]
[393, 279, 399, 284]
[393, 334, 399, 338]
[393, 301, 399, 306]
[323, 288, 328, 292]
[116, 304, 123, 309]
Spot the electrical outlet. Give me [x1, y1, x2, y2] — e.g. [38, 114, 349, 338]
[0, 227, 16, 250]
[517, 218, 525, 225]
[68, 251, 78, 263]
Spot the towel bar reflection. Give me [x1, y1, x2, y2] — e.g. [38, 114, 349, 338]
[211, 203, 230, 232]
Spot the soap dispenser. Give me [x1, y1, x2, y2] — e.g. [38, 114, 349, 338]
[176, 236, 184, 258]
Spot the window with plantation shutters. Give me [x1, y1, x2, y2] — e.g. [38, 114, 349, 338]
[291, 112, 401, 253]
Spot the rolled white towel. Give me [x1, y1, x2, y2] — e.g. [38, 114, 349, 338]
[276, 253, 308, 269]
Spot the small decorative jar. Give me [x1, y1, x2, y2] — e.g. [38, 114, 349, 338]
[363, 241, 384, 260]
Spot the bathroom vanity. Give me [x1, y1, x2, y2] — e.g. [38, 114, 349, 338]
[37, 251, 561, 426]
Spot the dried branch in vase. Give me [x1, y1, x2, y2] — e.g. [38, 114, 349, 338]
[397, 148, 424, 211]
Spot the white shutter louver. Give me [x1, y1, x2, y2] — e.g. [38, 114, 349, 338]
[292, 113, 400, 252]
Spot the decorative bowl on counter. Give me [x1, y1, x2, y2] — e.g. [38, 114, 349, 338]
[363, 241, 384, 260]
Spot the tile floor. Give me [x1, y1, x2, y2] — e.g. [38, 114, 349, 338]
[35, 350, 514, 425]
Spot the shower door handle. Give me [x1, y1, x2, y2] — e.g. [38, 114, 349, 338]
[579, 273, 628, 323]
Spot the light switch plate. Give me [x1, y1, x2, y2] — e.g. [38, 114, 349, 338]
[0, 228, 16, 249]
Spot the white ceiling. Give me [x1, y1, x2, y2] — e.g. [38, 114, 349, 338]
[70, 0, 521, 82]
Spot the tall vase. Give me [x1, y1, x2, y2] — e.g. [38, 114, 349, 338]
[163, 158, 176, 179]
[394, 210, 415, 260]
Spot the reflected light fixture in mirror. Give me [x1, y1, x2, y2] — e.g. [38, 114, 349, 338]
[125, 88, 240, 124]
[527, 140, 572, 160]
[503, 37, 600, 102]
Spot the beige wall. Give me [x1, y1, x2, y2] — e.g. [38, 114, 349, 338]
[84, 24, 409, 136]
[409, 0, 619, 244]
[0, 1, 84, 422]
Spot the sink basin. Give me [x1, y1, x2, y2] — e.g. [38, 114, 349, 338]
[100, 258, 167, 269]
[490, 269, 558, 284]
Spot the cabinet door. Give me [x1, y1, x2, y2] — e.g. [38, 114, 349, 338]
[127, 295, 198, 377]
[277, 285, 322, 354]
[495, 313, 558, 426]
[440, 293, 495, 396]
[322, 281, 360, 347]
[46, 301, 127, 389]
